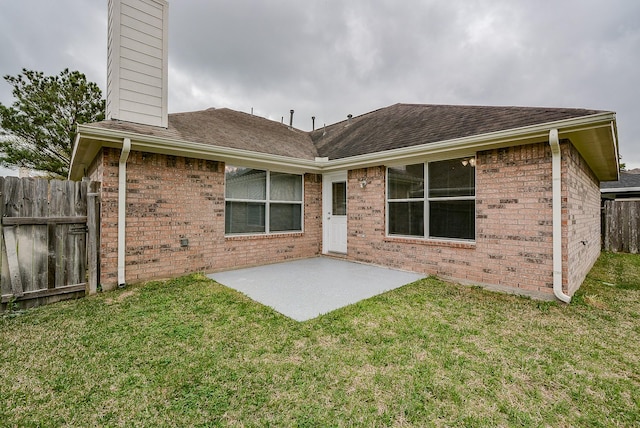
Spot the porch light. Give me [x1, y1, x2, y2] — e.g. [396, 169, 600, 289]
[461, 157, 476, 167]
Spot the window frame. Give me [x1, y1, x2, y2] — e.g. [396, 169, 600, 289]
[386, 157, 476, 242]
[225, 166, 304, 236]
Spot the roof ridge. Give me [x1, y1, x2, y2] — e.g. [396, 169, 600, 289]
[394, 103, 610, 113]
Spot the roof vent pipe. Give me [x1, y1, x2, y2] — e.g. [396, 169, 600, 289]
[289, 109, 294, 128]
[312, 116, 316, 131]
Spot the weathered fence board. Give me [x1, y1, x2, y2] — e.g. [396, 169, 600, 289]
[87, 189, 99, 295]
[0, 177, 100, 310]
[3, 226, 23, 297]
[603, 200, 640, 254]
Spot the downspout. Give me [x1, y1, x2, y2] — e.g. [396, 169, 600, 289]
[549, 129, 571, 303]
[118, 138, 131, 287]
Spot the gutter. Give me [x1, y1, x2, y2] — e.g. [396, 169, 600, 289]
[321, 112, 617, 172]
[549, 129, 571, 303]
[71, 112, 616, 179]
[118, 138, 131, 287]
[601, 187, 640, 194]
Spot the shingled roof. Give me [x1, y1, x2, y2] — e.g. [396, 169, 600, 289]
[85, 103, 609, 162]
[311, 103, 608, 159]
[87, 107, 318, 160]
[601, 172, 640, 190]
[601, 172, 640, 199]
[72, 102, 618, 180]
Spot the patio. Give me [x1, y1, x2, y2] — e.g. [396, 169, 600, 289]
[208, 257, 425, 321]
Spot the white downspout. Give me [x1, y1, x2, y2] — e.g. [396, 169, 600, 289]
[118, 138, 131, 287]
[549, 129, 571, 303]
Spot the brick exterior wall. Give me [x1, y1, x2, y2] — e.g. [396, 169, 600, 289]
[89, 147, 322, 290]
[476, 143, 555, 294]
[346, 141, 599, 298]
[89, 139, 599, 298]
[563, 143, 601, 295]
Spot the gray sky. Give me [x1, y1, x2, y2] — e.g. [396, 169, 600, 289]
[1, 0, 639, 168]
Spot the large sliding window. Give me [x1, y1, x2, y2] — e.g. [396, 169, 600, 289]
[387, 157, 475, 241]
[225, 166, 303, 234]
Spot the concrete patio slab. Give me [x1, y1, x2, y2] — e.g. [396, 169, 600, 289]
[208, 257, 424, 321]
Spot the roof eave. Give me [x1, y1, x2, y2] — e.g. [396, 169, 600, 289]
[601, 187, 640, 193]
[70, 111, 618, 180]
[321, 112, 619, 179]
[70, 124, 320, 179]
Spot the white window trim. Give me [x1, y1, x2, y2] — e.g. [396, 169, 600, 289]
[225, 168, 304, 236]
[386, 159, 476, 242]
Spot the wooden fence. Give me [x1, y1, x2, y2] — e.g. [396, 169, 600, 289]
[602, 200, 640, 254]
[1, 177, 99, 310]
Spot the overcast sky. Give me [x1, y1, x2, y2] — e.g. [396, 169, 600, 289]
[1, 0, 639, 169]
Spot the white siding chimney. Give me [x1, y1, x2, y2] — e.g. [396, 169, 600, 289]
[107, 0, 169, 128]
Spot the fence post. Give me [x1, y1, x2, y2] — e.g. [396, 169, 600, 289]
[87, 184, 99, 295]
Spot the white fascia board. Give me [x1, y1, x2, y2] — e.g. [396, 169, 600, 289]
[321, 112, 617, 172]
[75, 111, 616, 175]
[601, 187, 640, 193]
[76, 124, 320, 174]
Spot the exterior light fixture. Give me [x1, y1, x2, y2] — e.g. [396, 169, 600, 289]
[461, 157, 476, 167]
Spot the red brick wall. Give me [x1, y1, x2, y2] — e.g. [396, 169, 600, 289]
[347, 143, 556, 297]
[346, 141, 601, 297]
[476, 143, 555, 294]
[91, 147, 322, 290]
[89, 139, 599, 297]
[563, 143, 601, 295]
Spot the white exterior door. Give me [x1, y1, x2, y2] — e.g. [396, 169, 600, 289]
[323, 172, 348, 254]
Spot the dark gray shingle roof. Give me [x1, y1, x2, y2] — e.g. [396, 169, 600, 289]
[311, 103, 607, 159]
[89, 108, 319, 160]
[601, 172, 640, 189]
[87, 103, 609, 162]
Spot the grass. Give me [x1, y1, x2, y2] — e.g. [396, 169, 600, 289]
[1, 252, 639, 427]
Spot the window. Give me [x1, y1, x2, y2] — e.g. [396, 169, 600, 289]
[225, 166, 303, 234]
[332, 182, 346, 215]
[388, 164, 424, 236]
[387, 158, 475, 240]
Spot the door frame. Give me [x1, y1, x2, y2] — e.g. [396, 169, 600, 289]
[322, 171, 348, 254]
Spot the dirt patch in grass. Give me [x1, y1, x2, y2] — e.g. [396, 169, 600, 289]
[104, 289, 137, 305]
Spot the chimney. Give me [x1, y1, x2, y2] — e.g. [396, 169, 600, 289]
[289, 109, 294, 128]
[107, 0, 169, 128]
[347, 114, 353, 125]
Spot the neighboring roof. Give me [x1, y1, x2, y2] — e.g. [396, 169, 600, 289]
[70, 103, 619, 181]
[601, 172, 640, 189]
[311, 104, 608, 159]
[601, 172, 640, 198]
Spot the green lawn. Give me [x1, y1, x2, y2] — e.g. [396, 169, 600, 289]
[1, 252, 639, 427]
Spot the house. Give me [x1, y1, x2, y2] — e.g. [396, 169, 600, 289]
[601, 172, 640, 200]
[601, 172, 640, 254]
[69, 0, 620, 302]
